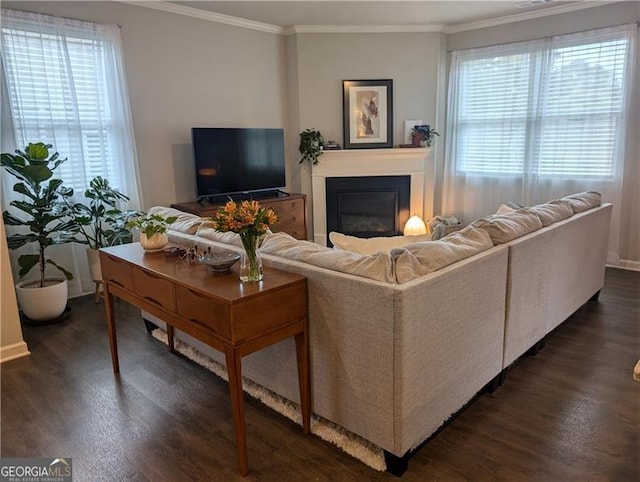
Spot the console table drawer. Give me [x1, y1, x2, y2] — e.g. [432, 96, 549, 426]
[176, 286, 231, 338]
[100, 253, 133, 290]
[132, 269, 175, 311]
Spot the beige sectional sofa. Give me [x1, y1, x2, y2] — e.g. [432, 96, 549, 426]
[142, 192, 610, 475]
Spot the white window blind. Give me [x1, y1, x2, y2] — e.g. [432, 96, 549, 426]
[1, 9, 138, 198]
[450, 25, 633, 179]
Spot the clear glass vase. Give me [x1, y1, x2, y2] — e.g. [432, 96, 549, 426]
[239, 233, 263, 282]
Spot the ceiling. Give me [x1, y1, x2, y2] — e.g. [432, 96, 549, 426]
[166, 0, 595, 30]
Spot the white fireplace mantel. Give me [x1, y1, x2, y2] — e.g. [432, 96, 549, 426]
[311, 147, 430, 245]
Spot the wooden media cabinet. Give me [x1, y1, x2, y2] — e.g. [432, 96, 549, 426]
[172, 193, 307, 240]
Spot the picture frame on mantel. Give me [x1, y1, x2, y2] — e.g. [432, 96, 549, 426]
[342, 79, 393, 149]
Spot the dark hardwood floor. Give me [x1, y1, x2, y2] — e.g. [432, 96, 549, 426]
[2, 268, 638, 481]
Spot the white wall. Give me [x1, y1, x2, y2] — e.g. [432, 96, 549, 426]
[0, 214, 29, 363]
[2, 1, 288, 208]
[288, 31, 445, 231]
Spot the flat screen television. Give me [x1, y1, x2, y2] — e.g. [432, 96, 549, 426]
[192, 127, 286, 199]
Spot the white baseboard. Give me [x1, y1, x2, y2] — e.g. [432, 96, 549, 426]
[0, 341, 30, 363]
[607, 260, 640, 272]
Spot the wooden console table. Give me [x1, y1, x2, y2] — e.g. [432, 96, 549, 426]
[171, 193, 307, 240]
[99, 243, 310, 476]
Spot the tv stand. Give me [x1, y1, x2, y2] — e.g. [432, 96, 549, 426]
[172, 193, 307, 240]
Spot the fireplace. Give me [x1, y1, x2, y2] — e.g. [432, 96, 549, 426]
[310, 148, 431, 246]
[326, 176, 410, 245]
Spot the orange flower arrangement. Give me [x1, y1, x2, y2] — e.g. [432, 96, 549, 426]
[212, 199, 278, 236]
[212, 200, 278, 281]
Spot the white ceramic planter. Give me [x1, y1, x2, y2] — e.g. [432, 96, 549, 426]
[16, 277, 68, 321]
[140, 232, 168, 251]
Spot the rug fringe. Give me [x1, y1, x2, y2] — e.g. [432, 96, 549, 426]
[150, 329, 386, 471]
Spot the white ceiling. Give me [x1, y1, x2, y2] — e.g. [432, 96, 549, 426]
[167, 0, 596, 30]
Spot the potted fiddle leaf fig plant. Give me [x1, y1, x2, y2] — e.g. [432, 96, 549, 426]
[67, 176, 140, 283]
[126, 213, 178, 251]
[1, 142, 77, 322]
[298, 128, 325, 166]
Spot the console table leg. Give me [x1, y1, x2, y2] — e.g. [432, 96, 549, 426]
[104, 283, 119, 374]
[167, 325, 175, 353]
[225, 347, 249, 476]
[295, 327, 311, 435]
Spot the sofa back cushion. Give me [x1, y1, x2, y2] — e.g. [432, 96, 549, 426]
[147, 206, 204, 235]
[561, 191, 602, 213]
[528, 200, 574, 226]
[329, 231, 432, 255]
[195, 223, 242, 246]
[392, 227, 494, 284]
[260, 232, 395, 283]
[471, 209, 543, 244]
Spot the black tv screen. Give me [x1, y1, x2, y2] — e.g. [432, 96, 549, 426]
[192, 127, 286, 198]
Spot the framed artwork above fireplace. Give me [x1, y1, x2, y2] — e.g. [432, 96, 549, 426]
[342, 79, 393, 149]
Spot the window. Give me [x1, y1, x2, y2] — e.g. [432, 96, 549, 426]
[449, 25, 633, 179]
[1, 8, 140, 201]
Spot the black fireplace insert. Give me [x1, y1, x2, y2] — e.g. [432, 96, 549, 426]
[325, 175, 410, 246]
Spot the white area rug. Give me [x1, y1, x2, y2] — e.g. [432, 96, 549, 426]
[150, 329, 386, 471]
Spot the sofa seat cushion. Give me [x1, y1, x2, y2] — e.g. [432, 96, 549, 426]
[392, 227, 494, 284]
[261, 232, 395, 283]
[561, 191, 602, 213]
[329, 231, 432, 255]
[147, 206, 204, 235]
[529, 200, 574, 226]
[471, 209, 543, 244]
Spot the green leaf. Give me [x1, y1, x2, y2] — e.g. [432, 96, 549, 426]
[18, 254, 40, 278]
[22, 164, 53, 183]
[6, 233, 38, 250]
[26, 142, 49, 160]
[3, 211, 25, 226]
[46, 259, 73, 280]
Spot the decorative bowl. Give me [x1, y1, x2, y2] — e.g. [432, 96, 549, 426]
[198, 250, 241, 273]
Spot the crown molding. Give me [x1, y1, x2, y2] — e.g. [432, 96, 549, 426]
[118, 0, 618, 37]
[444, 1, 618, 34]
[117, 1, 285, 35]
[285, 24, 445, 35]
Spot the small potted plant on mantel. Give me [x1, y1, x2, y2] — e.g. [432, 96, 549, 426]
[411, 125, 440, 147]
[126, 213, 178, 252]
[298, 128, 325, 166]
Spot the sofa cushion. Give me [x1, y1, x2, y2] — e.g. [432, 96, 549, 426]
[528, 200, 574, 226]
[496, 203, 517, 215]
[471, 209, 543, 244]
[195, 224, 242, 246]
[329, 231, 432, 255]
[261, 232, 395, 283]
[495, 200, 524, 215]
[392, 227, 494, 284]
[147, 206, 204, 235]
[561, 191, 602, 213]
